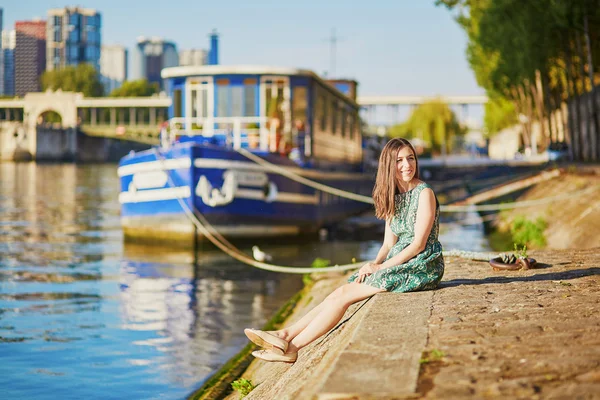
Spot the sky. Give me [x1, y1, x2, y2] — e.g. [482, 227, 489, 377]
[3, 0, 484, 98]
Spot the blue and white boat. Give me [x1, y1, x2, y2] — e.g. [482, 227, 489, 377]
[118, 66, 374, 245]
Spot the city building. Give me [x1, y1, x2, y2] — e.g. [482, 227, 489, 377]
[208, 30, 219, 65]
[179, 49, 206, 67]
[100, 44, 127, 95]
[2, 30, 16, 96]
[15, 19, 46, 96]
[46, 7, 101, 71]
[130, 37, 178, 89]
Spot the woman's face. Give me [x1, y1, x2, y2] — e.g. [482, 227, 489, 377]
[395, 146, 417, 183]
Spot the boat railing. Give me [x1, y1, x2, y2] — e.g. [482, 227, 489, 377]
[166, 116, 274, 151]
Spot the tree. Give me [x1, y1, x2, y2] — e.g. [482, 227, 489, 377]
[41, 63, 104, 97]
[388, 99, 467, 154]
[109, 79, 159, 97]
[436, 0, 600, 160]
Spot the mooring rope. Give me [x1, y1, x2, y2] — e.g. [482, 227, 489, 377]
[154, 149, 366, 274]
[153, 149, 505, 273]
[236, 148, 375, 204]
[235, 148, 598, 212]
[151, 148, 600, 274]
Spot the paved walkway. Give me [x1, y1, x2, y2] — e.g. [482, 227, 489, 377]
[229, 248, 600, 399]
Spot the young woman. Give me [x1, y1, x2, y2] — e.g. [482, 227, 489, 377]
[245, 138, 444, 363]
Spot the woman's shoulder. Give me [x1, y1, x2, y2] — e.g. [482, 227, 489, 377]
[415, 181, 439, 209]
[414, 180, 433, 192]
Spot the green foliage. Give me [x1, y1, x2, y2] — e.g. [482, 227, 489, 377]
[39, 111, 62, 124]
[420, 349, 446, 364]
[231, 378, 255, 398]
[513, 243, 528, 259]
[510, 216, 547, 248]
[484, 95, 517, 135]
[41, 63, 104, 97]
[303, 258, 331, 286]
[387, 99, 466, 153]
[435, 0, 600, 145]
[109, 79, 159, 97]
[311, 257, 330, 269]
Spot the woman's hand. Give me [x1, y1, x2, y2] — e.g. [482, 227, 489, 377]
[356, 262, 380, 283]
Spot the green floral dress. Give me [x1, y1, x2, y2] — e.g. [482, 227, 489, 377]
[348, 182, 444, 292]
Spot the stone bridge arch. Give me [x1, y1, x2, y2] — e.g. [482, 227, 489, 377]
[19, 91, 83, 161]
[23, 90, 82, 129]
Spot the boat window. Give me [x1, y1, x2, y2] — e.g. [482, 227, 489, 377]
[173, 89, 182, 117]
[191, 90, 197, 118]
[317, 92, 327, 131]
[232, 86, 244, 116]
[201, 89, 208, 118]
[217, 84, 229, 117]
[244, 84, 256, 116]
[341, 108, 346, 138]
[292, 86, 307, 129]
[330, 99, 337, 134]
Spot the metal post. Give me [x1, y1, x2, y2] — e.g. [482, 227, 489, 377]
[91, 108, 97, 125]
[110, 108, 116, 126]
[130, 108, 135, 126]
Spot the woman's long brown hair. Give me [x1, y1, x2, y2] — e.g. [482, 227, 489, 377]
[372, 138, 420, 220]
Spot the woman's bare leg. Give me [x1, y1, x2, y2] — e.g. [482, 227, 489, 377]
[270, 292, 332, 341]
[284, 283, 384, 353]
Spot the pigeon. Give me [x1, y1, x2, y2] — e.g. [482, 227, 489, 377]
[252, 246, 273, 262]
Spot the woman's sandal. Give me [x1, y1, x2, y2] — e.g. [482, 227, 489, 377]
[251, 349, 297, 363]
[244, 328, 288, 355]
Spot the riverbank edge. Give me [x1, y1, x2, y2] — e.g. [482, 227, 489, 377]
[486, 167, 600, 251]
[186, 280, 315, 400]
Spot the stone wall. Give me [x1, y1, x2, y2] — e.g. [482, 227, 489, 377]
[0, 122, 150, 162]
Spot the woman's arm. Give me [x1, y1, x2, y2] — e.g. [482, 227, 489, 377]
[374, 219, 398, 264]
[356, 218, 398, 282]
[375, 188, 436, 271]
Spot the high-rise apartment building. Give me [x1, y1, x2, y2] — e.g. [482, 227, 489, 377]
[15, 19, 46, 96]
[179, 49, 206, 67]
[46, 7, 101, 71]
[100, 44, 127, 95]
[2, 30, 16, 96]
[130, 37, 178, 89]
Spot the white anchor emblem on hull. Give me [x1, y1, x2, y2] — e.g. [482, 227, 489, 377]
[196, 170, 238, 207]
[196, 170, 278, 207]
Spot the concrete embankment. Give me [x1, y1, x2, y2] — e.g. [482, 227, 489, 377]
[192, 248, 599, 399]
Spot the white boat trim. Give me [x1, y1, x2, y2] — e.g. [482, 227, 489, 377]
[193, 158, 366, 180]
[160, 65, 359, 108]
[118, 158, 192, 177]
[119, 186, 192, 203]
[119, 186, 318, 205]
[118, 157, 367, 181]
[236, 188, 319, 204]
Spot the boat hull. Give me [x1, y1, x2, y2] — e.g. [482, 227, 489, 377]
[118, 142, 374, 246]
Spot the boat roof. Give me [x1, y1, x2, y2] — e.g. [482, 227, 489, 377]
[161, 65, 359, 107]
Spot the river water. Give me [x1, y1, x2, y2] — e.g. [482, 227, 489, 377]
[0, 163, 490, 399]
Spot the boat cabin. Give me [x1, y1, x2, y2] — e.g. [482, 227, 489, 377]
[161, 66, 363, 168]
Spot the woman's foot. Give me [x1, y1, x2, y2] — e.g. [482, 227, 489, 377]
[251, 349, 297, 363]
[244, 328, 289, 355]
